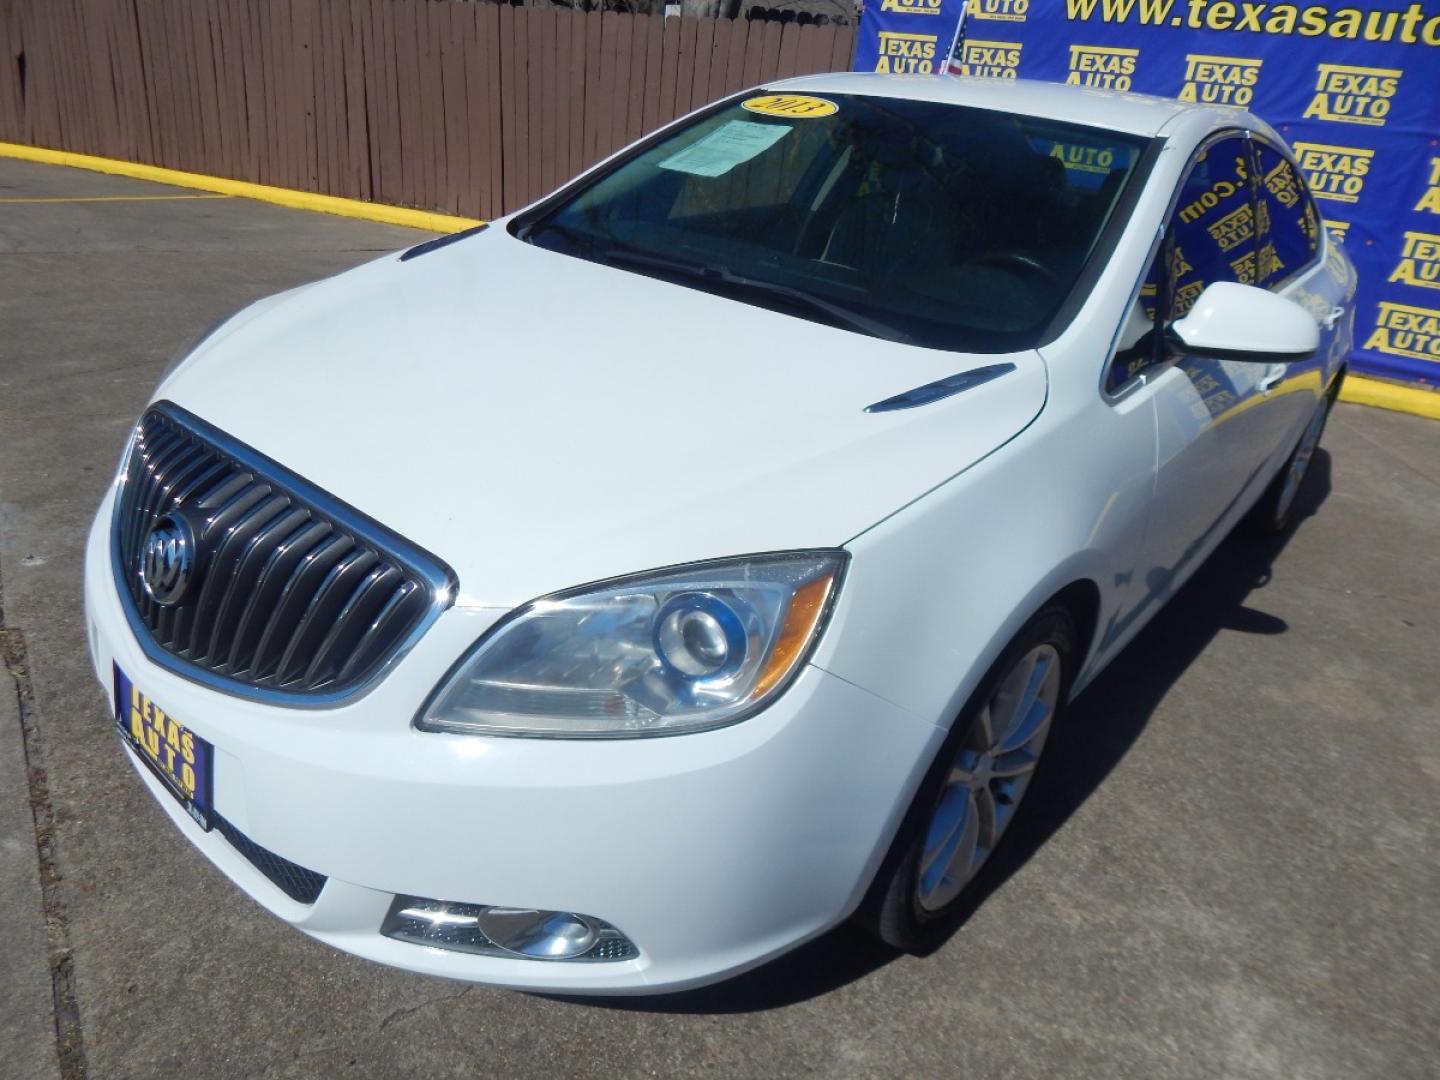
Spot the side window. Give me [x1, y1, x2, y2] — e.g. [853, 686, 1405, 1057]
[1107, 251, 1162, 392]
[1254, 143, 1320, 290]
[1167, 136, 1254, 316]
[1105, 136, 1252, 393]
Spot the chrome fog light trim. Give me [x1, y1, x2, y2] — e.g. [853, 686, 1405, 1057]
[475, 907, 597, 959]
[381, 896, 639, 963]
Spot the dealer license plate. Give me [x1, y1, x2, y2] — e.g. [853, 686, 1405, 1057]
[113, 664, 214, 831]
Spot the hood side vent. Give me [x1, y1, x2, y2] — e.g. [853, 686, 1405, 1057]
[399, 223, 489, 263]
[864, 363, 1017, 413]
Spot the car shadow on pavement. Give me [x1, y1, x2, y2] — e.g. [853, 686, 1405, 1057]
[553, 451, 1332, 1016]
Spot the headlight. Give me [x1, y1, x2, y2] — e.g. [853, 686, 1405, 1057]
[416, 552, 846, 738]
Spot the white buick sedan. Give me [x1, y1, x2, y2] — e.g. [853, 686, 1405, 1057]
[85, 73, 1354, 993]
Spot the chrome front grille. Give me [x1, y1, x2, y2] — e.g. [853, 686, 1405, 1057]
[112, 403, 456, 705]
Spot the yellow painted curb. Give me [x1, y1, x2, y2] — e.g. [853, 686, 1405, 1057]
[0, 141, 483, 234]
[1340, 374, 1440, 421]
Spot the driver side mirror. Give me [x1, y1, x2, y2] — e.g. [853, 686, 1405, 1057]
[1167, 281, 1319, 362]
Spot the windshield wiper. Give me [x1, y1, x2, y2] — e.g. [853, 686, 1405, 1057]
[527, 220, 604, 253]
[600, 247, 911, 344]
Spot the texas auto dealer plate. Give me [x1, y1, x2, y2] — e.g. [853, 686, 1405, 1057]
[114, 664, 214, 830]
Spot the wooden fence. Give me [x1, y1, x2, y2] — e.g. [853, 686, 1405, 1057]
[0, 0, 856, 220]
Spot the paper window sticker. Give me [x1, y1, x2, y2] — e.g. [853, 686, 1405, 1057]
[657, 121, 793, 178]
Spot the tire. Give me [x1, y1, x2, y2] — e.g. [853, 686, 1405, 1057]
[1245, 374, 1341, 536]
[856, 605, 1077, 952]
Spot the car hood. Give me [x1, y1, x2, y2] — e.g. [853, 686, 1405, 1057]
[162, 227, 1048, 607]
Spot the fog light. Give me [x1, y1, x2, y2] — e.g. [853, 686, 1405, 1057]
[382, 896, 638, 963]
[475, 908, 597, 958]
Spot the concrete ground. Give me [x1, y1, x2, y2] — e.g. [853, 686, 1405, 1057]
[1, 155, 1436, 1079]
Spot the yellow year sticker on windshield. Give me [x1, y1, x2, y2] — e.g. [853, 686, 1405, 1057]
[741, 95, 838, 119]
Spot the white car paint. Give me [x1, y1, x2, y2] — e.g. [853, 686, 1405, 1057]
[160, 235, 1049, 609]
[84, 73, 1355, 993]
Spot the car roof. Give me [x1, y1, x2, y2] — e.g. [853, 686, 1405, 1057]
[766, 72, 1254, 140]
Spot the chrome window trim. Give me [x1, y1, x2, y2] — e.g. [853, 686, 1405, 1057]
[109, 401, 459, 710]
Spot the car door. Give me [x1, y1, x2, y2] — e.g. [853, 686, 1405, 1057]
[1247, 139, 1349, 466]
[1090, 129, 1345, 674]
[1118, 132, 1323, 604]
[1092, 134, 1255, 651]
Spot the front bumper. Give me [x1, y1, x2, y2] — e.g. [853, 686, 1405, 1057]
[85, 489, 943, 993]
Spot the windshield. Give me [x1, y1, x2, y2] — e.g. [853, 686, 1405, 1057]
[518, 92, 1149, 352]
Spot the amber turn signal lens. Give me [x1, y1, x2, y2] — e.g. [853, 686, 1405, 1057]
[751, 570, 836, 700]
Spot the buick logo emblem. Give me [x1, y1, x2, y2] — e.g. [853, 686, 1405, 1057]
[139, 513, 198, 606]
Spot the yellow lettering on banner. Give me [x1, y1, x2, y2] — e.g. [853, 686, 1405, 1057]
[1292, 142, 1374, 205]
[968, 0, 1028, 22]
[1066, 44, 1138, 90]
[1363, 301, 1440, 359]
[1300, 10, 1327, 38]
[1263, 6, 1297, 34]
[881, 0, 944, 15]
[1063, 0, 1440, 45]
[129, 706, 144, 742]
[873, 32, 939, 73]
[955, 39, 1022, 78]
[181, 763, 196, 798]
[1417, 157, 1440, 214]
[1302, 63, 1402, 127]
[1179, 53, 1262, 108]
[1327, 9, 1360, 38]
[1388, 230, 1440, 290]
[181, 730, 195, 766]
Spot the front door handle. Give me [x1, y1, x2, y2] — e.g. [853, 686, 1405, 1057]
[1259, 363, 1287, 395]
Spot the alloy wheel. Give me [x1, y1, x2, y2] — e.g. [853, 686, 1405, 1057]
[916, 644, 1062, 912]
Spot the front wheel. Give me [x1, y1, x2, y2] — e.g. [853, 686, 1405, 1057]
[857, 606, 1076, 951]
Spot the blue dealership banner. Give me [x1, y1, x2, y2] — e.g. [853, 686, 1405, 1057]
[854, 0, 968, 75]
[852, 0, 1440, 387]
